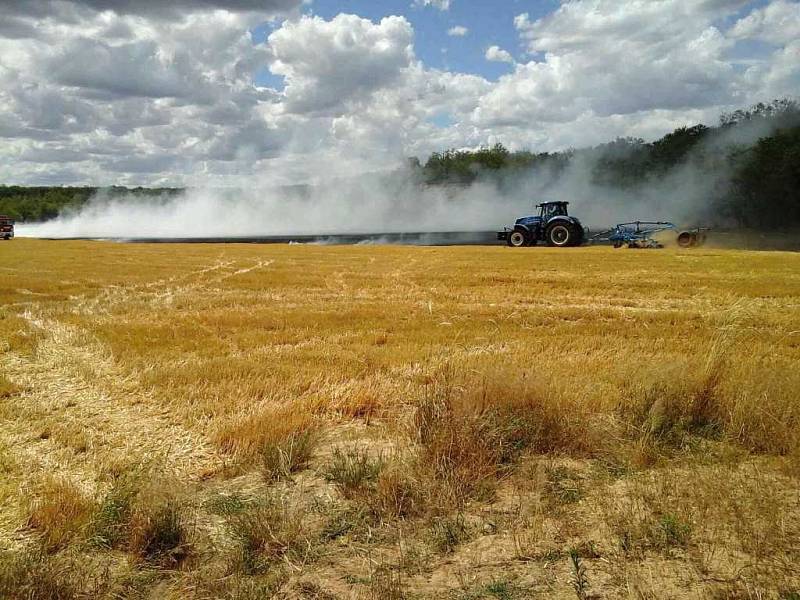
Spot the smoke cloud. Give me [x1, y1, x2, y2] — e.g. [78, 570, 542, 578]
[7, 165, 731, 240]
[15, 111, 790, 240]
[17, 178, 529, 239]
[12, 167, 718, 240]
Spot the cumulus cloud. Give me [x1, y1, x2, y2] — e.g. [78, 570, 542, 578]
[729, 0, 800, 43]
[474, 0, 752, 129]
[514, 0, 749, 53]
[0, 0, 799, 186]
[0, 0, 301, 17]
[413, 0, 450, 11]
[485, 45, 514, 63]
[268, 14, 415, 115]
[46, 39, 208, 99]
[0, 6, 288, 184]
[447, 25, 468, 37]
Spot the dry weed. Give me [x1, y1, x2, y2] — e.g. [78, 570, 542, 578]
[0, 374, 20, 399]
[324, 445, 385, 498]
[370, 462, 422, 521]
[0, 549, 83, 600]
[25, 477, 94, 552]
[214, 403, 319, 463]
[225, 493, 314, 575]
[128, 497, 192, 566]
[411, 365, 601, 510]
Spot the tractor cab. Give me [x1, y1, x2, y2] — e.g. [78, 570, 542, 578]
[539, 202, 569, 219]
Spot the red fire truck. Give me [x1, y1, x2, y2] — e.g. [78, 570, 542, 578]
[0, 216, 14, 240]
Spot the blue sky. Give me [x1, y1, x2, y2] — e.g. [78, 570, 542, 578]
[253, 0, 777, 89]
[310, 0, 558, 76]
[254, 0, 561, 87]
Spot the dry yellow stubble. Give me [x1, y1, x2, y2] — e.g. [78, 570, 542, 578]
[0, 239, 798, 599]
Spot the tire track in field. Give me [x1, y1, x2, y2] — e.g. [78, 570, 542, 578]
[1, 255, 277, 478]
[74, 257, 274, 316]
[0, 313, 224, 489]
[0, 256, 275, 546]
[73, 257, 237, 316]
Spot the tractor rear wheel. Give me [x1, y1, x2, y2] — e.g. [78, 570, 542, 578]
[507, 228, 531, 248]
[546, 223, 574, 247]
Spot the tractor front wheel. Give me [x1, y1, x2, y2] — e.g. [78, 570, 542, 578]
[507, 228, 531, 248]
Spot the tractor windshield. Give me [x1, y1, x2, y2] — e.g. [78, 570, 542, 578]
[542, 204, 567, 218]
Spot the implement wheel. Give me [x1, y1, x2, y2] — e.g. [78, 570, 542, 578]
[677, 231, 697, 248]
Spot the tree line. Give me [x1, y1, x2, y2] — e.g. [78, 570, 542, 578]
[0, 186, 182, 223]
[2, 100, 798, 230]
[416, 99, 799, 230]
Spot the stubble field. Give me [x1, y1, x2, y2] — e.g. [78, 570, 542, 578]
[1, 239, 799, 599]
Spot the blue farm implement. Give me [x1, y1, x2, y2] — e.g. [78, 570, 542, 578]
[591, 222, 709, 249]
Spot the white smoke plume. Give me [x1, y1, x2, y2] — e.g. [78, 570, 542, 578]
[17, 177, 532, 239]
[8, 163, 733, 239]
[15, 108, 795, 240]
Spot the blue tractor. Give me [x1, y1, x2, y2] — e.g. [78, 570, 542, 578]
[498, 201, 585, 248]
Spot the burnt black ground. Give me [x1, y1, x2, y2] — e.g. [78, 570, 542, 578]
[40, 231, 500, 246]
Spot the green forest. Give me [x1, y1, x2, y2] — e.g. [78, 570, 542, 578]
[2, 100, 799, 230]
[417, 99, 800, 230]
[0, 187, 182, 223]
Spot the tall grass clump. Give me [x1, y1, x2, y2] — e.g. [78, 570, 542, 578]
[260, 429, 318, 482]
[428, 513, 471, 554]
[370, 462, 422, 521]
[0, 310, 41, 356]
[214, 404, 320, 479]
[90, 471, 140, 549]
[127, 497, 191, 566]
[89, 469, 192, 566]
[225, 494, 312, 575]
[411, 364, 599, 509]
[620, 322, 800, 460]
[686, 305, 800, 455]
[619, 335, 731, 450]
[324, 446, 385, 498]
[620, 378, 717, 451]
[26, 477, 94, 552]
[721, 365, 800, 456]
[0, 549, 83, 600]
